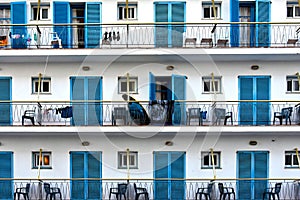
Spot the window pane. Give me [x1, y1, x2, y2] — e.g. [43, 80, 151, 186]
[130, 8, 135, 18]
[213, 81, 218, 91]
[294, 80, 299, 91]
[295, 6, 300, 17]
[129, 155, 135, 166]
[122, 154, 127, 165]
[287, 7, 293, 17]
[129, 81, 135, 92]
[204, 7, 210, 18]
[287, 80, 292, 91]
[42, 8, 48, 19]
[34, 82, 40, 93]
[43, 155, 50, 165]
[211, 7, 218, 18]
[285, 154, 292, 165]
[203, 155, 209, 165]
[33, 8, 38, 20]
[42, 81, 49, 92]
[118, 7, 123, 20]
[204, 81, 210, 92]
[293, 155, 299, 165]
[211, 155, 218, 165]
[121, 82, 127, 92]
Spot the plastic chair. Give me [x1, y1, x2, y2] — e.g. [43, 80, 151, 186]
[44, 183, 62, 200]
[263, 182, 282, 200]
[273, 107, 293, 125]
[109, 183, 127, 200]
[134, 183, 149, 200]
[22, 108, 36, 125]
[218, 183, 235, 200]
[195, 182, 214, 200]
[187, 108, 202, 125]
[214, 108, 233, 125]
[14, 183, 30, 200]
[112, 107, 128, 125]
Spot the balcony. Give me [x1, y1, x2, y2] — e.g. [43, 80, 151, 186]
[1, 100, 300, 127]
[4, 178, 300, 199]
[1, 22, 300, 49]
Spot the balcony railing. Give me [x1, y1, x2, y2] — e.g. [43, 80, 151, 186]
[1, 100, 300, 126]
[1, 22, 300, 49]
[3, 178, 300, 199]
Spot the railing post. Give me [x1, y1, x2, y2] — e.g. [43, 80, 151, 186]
[126, 24, 129, 48]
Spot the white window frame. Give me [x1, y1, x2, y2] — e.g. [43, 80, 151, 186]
[118, 3, 137, 20]
[118, 151, 138, 169]
[32, 77, 51, 94]
[287, 3, 300, 18]
[202, 76, 221, 94]
[118, 76, 138, 94]
[284, 151, 300, 168]
[31, 5, 50, 20]
[32, 151, 52, 169]
[201, 151, 221, 169]
[286, 76, 299, 93]
[202, 3, 221, 19]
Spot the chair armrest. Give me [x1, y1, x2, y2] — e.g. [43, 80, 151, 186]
[224, 187, 235, 193]
[16, 187, 26, 192]
[136, 187, 148, 192]
[110, 187, 118, 192]
[196, 187, 205, 193]
[24, 110, 35, 116]
[51, 187, 61, 193]
[274, 112, 281, 116]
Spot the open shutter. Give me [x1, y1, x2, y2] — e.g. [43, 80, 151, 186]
[149, 72, 156, 101]
[70, 77, 85, 126]
[170, 152, 185, 200]
[237, 152, 252, 200]
[171, 3, 185, 47]
[230, 0, 239, 47]
[87, 77, 102, 125]
[256, 77, 270, 125]
[87, 152, 102, 199]
[53, 1, 70, 48]
[172, 74, 186, 125]
[154, 152, 169, 200]
[254, 152, 268, 200]
[256, 0, 270, 47]
[0, 78, 11, 125]
[11, 1, 27, 48]
[0, 152, 13, 199]
[155, 3, 168, 47]
[71, 152, 85, 199]
[85, 3, 101, 48]
[239, 77, 254, 125]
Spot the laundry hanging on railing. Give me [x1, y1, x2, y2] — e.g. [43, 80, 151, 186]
[57, 106, 73, 118]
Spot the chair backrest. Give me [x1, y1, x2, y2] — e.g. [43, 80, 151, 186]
[215, 108, 226, 119]
[281, 107, 293, 117]
[44, 183, 51, 194]
[207, 183, 214, 193]
[114, 107, 127, 118]
[133, 183, 138, 193]
[118, 183, 127, 194]
[188, 108, 201, 117]
[274, 183, 282, 194]
[218, 183, 224, 193]
[25, 183, 30, 193]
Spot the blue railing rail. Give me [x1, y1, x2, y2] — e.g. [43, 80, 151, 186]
[1, 22, 300, 49]
[1, 178, 300, 199]
[0, 100, 299, 126]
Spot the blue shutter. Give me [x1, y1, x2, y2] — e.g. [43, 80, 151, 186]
[70, 77, 85, 126]
[256, 77, 270, 125]
[170, 152, 185, 200]
[71, 152, 85, 199]
[87, 152, 102, 199]
[85, 3, 101, 48]
[0, 152, 13, 199]
[53, 1, 70, 48]
[237, 152, 252, 200]
[87, 77, 102, 125]
[0, 78, 11, 125]
[155, 3, 168, 47]
[172, 74, 186, 125]
[11, 2, 27, 49]
[149, 72, 156, 101]
[171, 3, 185, 47]
[154, 152, 169, 200]
[254, 152, 268, 200]
[239, 77, 254, 125]
[230, 0, 239, 47]
[256, 0, 270, 47]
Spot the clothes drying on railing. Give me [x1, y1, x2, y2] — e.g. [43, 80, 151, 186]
[148, 100, 174, 125]
[57, 106, 73, 118]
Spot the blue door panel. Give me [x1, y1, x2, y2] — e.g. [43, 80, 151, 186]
[11, 1, 27, 49]
[237, 152, 252, 199]
[155, 3, 168, 47]
[0, 152, 13, 199]
[171, 3, 185, 47]
[230, 0, 239, 47]
[85, 3, 101, 48]
[170, 152, 185, 200]
[87, 77, 102, 125]
[256, 0, 270, 47]
[71, 77, 85, 126]
[154, 152, 168, 199]
[256, 77, 270, 125]
[239, 77, 254, 125]
[71, 153, 85, 199]
[87, 152, 102, 199]
[254, 152, 268, 200]
[0, 78, 11, 125]
[53, 1, 70, 48]
[172, 74, 186, 125]
[149, 72, 156, 101]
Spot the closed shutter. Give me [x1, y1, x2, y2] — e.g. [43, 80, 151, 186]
[237, 152, 252, 200]
[71, 152, 85, 199]
[155, 3, 168, 47]
[70, 77, 85, 126]
[256, 77, 270, 125]
[230, 0, 239, 46]
[154, 152, 169, 200]
[172, 74, 186, 125]
[87, 77, 102, 125]
[254, 152, 268, 200]
[171, 3, 185, 47]
[53, 1, 70, 48]
[239, 77, 254, 125]
[256, 0, 270, 47]
[0, 152, 13, 199]
[0, 78, 11, 125]
[149, 72, 156, 101]
[85, 3, 101, 48]
[11, 2, 27, 48]
[87, 152, 101, 199]
[170, 152, 185, 200]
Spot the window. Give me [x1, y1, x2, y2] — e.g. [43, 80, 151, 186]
[202, 76, 221, 93]
[32, 151, 52, 169]
[32, 77, 51, 94]
[202, 2, 221, 19]
[287, 2, 300, 18]
[31, 5, 49, 20]
[118, 3, 137, 20]
[286, 76, 299, 92]
[0, 7, 10, 24]
[201, 151, 221, 169]
[285, 151, 300, 168]
[118, 151, 138, 169]
[118, 76, 138, 94]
